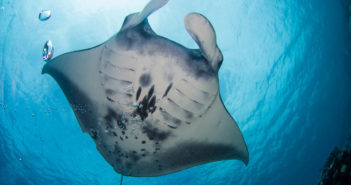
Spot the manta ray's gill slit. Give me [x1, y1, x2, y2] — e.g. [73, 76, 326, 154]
[103, 59, 118, 69]
[166, 98, 194, 119]
[103, 73, 133, 86]
[103, 58, 136, 73]
[174, 88, 205, 108]
[105, 88, 133, 102]
[159, 107, 182, 126]
[179, 79, 216, 102]
[100, 45, 138, 74]
[103, 44, 116, 56]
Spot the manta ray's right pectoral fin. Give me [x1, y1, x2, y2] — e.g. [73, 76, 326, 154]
[184, 13, 223, 71]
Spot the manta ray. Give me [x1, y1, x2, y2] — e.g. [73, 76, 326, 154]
[42, 0, 249, 177]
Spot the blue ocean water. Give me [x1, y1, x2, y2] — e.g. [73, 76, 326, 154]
[0, 0, 350, 184]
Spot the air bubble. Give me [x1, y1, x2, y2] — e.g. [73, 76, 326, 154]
[39, 10, 51, 21]
[43, 40, 54, 61]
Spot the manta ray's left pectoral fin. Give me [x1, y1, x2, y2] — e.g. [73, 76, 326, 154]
[184, 13, 223, 71]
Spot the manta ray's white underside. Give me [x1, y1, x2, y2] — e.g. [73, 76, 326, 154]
[42, 0, 249, 177]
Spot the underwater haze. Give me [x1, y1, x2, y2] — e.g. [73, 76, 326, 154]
[1, 0, 351, 184]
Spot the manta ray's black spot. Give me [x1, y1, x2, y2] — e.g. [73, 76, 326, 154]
[162, 83, 173, 98]
[128, 151, 140, 161]
[117, 119, 127, 130]
[106, 97, 114, 102]
[148, 96, 157, 113]
[90, 129, 97, 139]
[105, 89, 114, 96]
[167, 125, 177, 129]
[113, 145, 122, 154]
[148, 85, 154, 98]
[142, 140, 146, 144]
[185, 111, 194, 119]
[120, 136, 124, 141]
[139, 73, 151, 87]
[133, 86, 157, 120]
[104, 108, 126, 129]
[142, 124, 170, 141]
[133, 96, 149, 121]
[136, 86, 142, 101]
[113, 131, 117, 136]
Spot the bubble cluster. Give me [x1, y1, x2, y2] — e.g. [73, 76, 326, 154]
[39, 9, 54, 61]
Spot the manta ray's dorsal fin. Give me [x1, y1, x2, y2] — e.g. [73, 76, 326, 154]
[184, 13, 223, 71]
[121, 0, 169, 30]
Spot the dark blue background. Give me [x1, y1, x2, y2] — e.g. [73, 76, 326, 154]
[1, 0, 350, 184]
